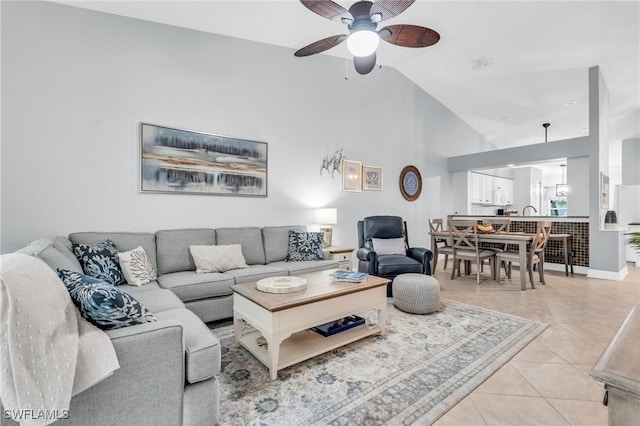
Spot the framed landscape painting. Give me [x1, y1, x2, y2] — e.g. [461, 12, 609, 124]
[362, 165, 383, 191]
[140, 123, 267, 196]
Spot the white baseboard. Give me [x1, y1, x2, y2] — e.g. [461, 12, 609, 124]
[587, 266, 629, 281]
[542, 262, 588, 275]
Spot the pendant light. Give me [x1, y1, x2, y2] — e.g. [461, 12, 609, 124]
[556, 164, 568, 196]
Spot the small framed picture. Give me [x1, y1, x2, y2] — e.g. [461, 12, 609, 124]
[362, 165, 383, 191]
[601, 172, 609, 209]
[342, 160, 362, 192]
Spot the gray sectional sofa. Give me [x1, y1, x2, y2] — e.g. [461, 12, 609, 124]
[7, 225, 338, 426]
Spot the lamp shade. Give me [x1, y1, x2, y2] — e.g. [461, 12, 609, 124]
[314, 208, 337, 225]
[346, 30, 379, 57]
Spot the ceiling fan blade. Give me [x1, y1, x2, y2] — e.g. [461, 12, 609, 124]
[348, 1, 374, 19]
[379, 24, 440, 48]
[370, 0, 415, 22]
[354, 52, 376, 75]
[294, 35, 347, 57]
[300, 0, 353, 22]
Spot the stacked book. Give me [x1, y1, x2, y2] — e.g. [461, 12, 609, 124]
[330, 270, 368, 283]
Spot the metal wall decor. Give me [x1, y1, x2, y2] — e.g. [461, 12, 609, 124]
[320, 148, 344, 177]
[399, 165, 422, 201]
[140, 123, 267, 196]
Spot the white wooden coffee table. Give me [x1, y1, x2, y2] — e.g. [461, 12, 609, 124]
[232, 270, 389, 380]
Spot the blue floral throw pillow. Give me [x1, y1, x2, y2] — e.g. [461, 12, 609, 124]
[72, 239, 125, 285]
[285, 231, 324, 262]
[57, 269, 157, 330]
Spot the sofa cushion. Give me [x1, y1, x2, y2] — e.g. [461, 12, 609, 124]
[215, 227, 265, 265]
[16, 237, 83, 273]
[118, 281, 162, 294]
[157, 271, 235, 301]
[154, 308, 221, 383]
[376, 255, 423, 276]
[72, 239, 126, 286]
[285, 231, 324, 261]
[57, 269, 157, 330]
[53, 236, 84, 271]
[189, 244, 248, 273]
[156, 229, 216, 275]
[69, 232, 158, 273]
[220, 264, 287, 284]
[268, 259, 338, 275]
[118, 246, 158, 286]
[262, 225, 307, 263]
[119, 285, 185, 313]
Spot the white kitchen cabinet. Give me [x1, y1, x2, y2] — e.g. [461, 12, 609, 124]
[470, 173, 513, 206]
[502, 179, 514, 205]
[471, 173, 492, 204]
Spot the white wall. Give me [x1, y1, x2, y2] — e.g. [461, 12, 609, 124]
[513, 167, 542, 213]
[621, 138, 640, 185]
[567, 157, 589, 215]
[0, 2, 488, 252]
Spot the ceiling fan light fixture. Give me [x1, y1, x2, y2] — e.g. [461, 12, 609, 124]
[347, 30, 379, 57]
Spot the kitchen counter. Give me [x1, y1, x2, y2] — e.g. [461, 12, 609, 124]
[447, 215, 590, 269]
[450, 215, 588, 222]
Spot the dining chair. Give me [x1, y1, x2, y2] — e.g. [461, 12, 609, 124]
[429, 218, 454, 272]
[448, 219, 496, 285]
[496, 220, 552, 288]
[480, 218, 512, 274]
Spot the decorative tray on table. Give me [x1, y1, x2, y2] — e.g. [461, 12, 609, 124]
[311, 315, 366, 337]
[256, 276, 307, 293]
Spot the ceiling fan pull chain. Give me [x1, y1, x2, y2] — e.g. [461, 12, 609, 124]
[345, 47, 349, 80]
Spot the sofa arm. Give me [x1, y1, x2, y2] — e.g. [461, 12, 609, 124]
[72, 320, 185, 426]
[407, 247, 433, 275]
[1, 320, 185, 426]
[356, 248, 378, 274]
[356, 247, 376, 262]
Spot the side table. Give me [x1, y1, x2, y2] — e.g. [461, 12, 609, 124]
[327, 247, 355, 271]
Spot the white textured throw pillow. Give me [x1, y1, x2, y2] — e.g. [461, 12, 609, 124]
[190, 244, 249, 273]
[372, 237, 406, 255]
[117, 246, 157, 286]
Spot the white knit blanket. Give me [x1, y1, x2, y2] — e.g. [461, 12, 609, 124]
[0, 254, 119, 425]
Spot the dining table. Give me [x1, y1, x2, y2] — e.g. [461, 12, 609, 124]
[429, 230, 535, 291]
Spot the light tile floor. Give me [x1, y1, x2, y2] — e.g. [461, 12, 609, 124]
[431, 262, 640, 426]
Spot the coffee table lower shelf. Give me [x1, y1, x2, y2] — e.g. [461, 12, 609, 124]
[238, 322, 381, 374]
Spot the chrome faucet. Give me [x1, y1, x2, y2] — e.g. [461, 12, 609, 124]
[522, 205, 538, 216]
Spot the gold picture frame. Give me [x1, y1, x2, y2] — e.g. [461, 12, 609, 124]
[362, 165, 383, 191]
[342, 160, 362, 192]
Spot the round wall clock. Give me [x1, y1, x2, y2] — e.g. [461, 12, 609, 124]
[399, 165, 422, 201]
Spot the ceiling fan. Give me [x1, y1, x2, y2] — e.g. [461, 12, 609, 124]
[294, 0, 440, 75]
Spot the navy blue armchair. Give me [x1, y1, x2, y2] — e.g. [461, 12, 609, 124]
[356, 215, 433, 296]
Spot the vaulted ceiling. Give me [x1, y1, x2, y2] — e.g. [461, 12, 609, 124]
[57, 1, 640, 151]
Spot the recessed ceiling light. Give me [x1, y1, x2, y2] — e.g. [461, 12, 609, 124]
[507, 164, 515, 168]
[564, 101, 577, 107]
[580, 128, 589, 133]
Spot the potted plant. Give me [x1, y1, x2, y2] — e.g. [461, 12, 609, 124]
[628, 232, 640, 252]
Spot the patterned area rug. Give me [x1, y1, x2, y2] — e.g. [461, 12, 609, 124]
[211, 299, 547, 425]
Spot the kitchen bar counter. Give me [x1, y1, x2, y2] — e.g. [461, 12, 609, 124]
[451, 215, 588, 222]
[447, 215, 589, 269]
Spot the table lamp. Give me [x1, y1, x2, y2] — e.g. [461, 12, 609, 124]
[314, 208, 338, 247]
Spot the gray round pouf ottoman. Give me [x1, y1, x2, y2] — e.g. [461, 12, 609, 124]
[393, 273, 440, 314]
